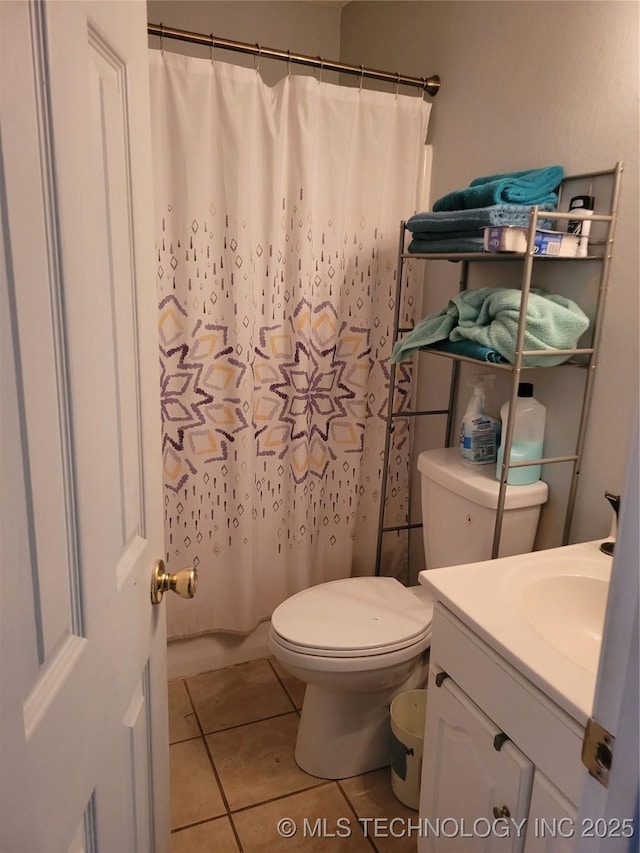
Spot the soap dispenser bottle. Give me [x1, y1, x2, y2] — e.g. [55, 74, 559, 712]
[459, 376, 500, 465]
[495, 382, 546, 485]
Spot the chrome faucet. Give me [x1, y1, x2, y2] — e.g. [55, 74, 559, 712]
[600, 491, 620, 556]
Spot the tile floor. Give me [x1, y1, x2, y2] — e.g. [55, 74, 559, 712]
[169, 657, 419, 852]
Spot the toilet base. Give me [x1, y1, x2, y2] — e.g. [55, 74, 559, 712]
[294, 659, 426, 779]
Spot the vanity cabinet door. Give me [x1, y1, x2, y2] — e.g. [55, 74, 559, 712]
[523, 771, 576, 853]
[419, 673, 533, 853]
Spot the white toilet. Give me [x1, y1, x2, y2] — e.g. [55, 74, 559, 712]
[268, 447, 548, 780]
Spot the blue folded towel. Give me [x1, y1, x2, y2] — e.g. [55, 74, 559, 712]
[391, 287, 589, 367]
[432, 167, 564, 213]
[406, 204, 556, 233]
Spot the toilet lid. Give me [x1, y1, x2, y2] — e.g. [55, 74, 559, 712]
[271, 577, 433, 657]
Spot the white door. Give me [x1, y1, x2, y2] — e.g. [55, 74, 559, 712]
[419, 675, 533, 853]
[1, 1, 170, 850]
[577, 422, 639, 852]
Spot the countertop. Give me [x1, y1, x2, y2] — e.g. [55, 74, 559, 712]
[419, 539, 613, 724]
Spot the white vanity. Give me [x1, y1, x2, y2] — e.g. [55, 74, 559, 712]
[417, 540, 613, 853]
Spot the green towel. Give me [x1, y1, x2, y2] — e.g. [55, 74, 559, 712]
[391, 287, 589, 367]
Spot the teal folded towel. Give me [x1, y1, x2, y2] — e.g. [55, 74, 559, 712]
[432, 167, 564, 213]
[408, 236, 485, 254]
[391, 287, 589, 367]
[410, 230, 483, 241]
[406, 204, 556, 233]
[427, 339, 508, 364]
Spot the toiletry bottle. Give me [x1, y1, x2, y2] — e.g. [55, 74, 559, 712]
[495, 383, 546, 485]
[459, 377, 500, 465]
[567, 194, 595, 258]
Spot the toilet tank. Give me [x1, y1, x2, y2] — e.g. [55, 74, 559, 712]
[418, 448, 548, 569]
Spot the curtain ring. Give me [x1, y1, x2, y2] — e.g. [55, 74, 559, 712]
[287, 49, 292, 77]
[395, 72, 401, 98]
[159, 22, 164, 55]
[210, 33, 215, 65]
[315, 57, 324, 84]
[254, 43, 261, 73]
[359, 65, 364, 92]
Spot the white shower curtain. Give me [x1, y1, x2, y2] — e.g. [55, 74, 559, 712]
[149, 51, 430, 638]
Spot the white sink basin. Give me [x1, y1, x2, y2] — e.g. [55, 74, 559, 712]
[504, 550, 611, 675]
[519, 572, 609, 671]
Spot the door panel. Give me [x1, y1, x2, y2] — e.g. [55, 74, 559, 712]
[0, 2, 168, 850]
[524, 771, 576, 853]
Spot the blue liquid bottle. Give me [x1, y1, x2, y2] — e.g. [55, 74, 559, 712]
[495, 383, 546, 485]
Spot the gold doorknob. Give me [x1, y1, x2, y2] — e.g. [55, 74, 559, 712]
[151, 559, 197, 605]
[492, 805, 511, 819]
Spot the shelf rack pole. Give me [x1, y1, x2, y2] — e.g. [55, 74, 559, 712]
[491, 205, 541, 558]
[375, 221, 408, 576]
[444, 261, 470, 447]
[561, 161, 624, 543]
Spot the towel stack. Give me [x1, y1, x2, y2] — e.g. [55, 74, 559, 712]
[406, 166, 564, 254]
[391, 287, 589, 367]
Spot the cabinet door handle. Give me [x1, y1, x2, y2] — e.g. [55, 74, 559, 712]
[493, 805, 511, 819]
[493, 732, 510, 751]
[435, 671, 449, 688]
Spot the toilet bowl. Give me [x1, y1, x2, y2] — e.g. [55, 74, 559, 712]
[269, 447, 548, 780]
[268, 576, 434, 779]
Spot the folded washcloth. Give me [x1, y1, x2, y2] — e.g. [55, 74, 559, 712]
[432, 167, 564, 213]
[391, 287, 589, 367]
[426, 339, 508, 364]
[408, 236, 485, 254]
[406, 204, 556, 234]
[410, 230, 483, 241]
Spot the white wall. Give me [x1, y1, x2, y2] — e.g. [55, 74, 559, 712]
[341, 0, 639, 548]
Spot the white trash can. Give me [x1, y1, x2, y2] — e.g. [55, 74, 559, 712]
[390, 689, 427, 810]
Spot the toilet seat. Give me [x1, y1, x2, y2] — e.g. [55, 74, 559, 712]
[270, 577, 434, 658]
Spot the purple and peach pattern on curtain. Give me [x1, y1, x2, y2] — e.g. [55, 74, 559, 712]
[149, 51, 430, 637]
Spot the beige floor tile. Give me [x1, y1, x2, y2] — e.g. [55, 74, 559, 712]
[170, 817, 239, 853]
[269, 657, 306, 710]
[187, 658, 295, 733]
[168, 679, 200, 744]
[232, 783, 373, 852]
[170, 738, 227, 830]
[340, 768, 419, 853]
[206, 713, 324, 811]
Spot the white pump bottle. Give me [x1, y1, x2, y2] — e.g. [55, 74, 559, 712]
[495, 382, 546, 485]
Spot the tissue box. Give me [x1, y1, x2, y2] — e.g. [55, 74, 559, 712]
[484, 226, 581, 257]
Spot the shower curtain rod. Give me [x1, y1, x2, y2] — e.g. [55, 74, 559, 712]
[148, 22, 441, 96]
